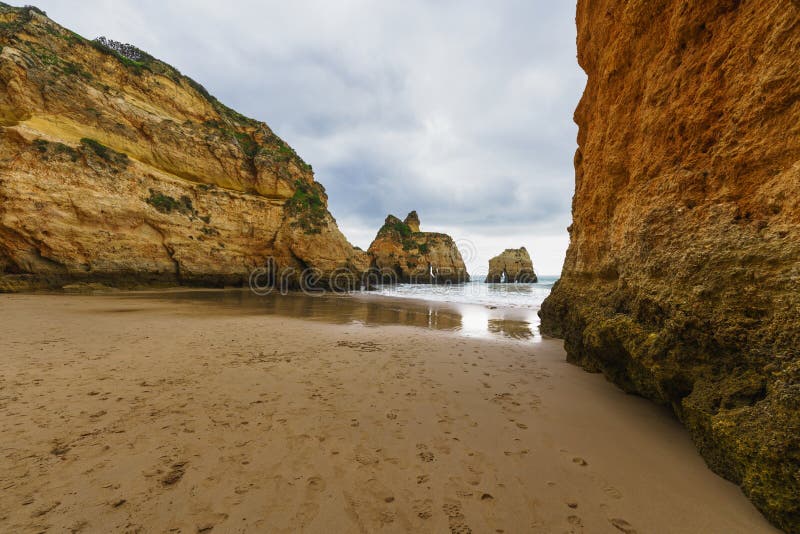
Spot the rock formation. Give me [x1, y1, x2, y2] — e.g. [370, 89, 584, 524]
[404, 210, 420, 232]
[0, 4, 368, 291]
[367, 212, 469, 284]
[485, 248, 537, 283]
[540, 1, 799, 530]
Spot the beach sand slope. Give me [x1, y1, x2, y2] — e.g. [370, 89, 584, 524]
[0, 295, 777, 533]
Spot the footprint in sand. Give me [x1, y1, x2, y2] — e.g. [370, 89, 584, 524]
[50, 441, 71, 457]
[610, 518, 637, 533]
[161, 461, 188, 486]
[417, 444, 435, 463]
[307, 476, 326, 492]
[195, 512, 229, 533]
[414, 498, 433, 519]
[442, 500, 472, 534]
[355, 449, 380, 466]
[31, 500, 60, 518]
[603, 485, 623, 500]
[379, 510, 396, 526]
[491, 392, 523, 414]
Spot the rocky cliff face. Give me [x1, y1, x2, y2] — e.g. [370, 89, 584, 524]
[367, 212, 469, 283]
[0, 4, 368, 291]
[486, 248, 537, 283]
[541, 1, 800, 530]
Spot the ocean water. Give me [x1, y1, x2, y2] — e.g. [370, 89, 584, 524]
[364, 275, 559, 311]
[122, 275, 559, 343]
[353, 275, 559, 341]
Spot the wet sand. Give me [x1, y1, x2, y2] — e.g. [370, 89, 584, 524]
[0, 293, 777, 533]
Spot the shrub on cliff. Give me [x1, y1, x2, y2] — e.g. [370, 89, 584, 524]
[380, 219, 412, 238]
[33, 139, 78, 162]
[287, 180, 327, 234]
[90, 37, 153, 75]
[80, 138, 128, 168]
[145, 189, 197, 217]
[93, 36, 145, 61]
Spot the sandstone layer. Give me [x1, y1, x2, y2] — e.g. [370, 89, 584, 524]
[0, 4, 368, 291]
[540, 1, 800, 530]
[367, 212, 469, 284]
[485, 247, 537, 283]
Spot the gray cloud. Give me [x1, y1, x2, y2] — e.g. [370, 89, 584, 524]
[15, 0, 585, 274]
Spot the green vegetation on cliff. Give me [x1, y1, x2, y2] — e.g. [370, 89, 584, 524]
[145, 189, 195, 217]
[80, 138, 129, 168]
[33, 139, 78, 162]
[286, 180, 327, 234]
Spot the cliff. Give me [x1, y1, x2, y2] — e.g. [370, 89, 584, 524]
[540, 1, 800, 530]
[0, 4, 368, 291]
[486, 247, 537, 283]
[367, 212, 469, 283]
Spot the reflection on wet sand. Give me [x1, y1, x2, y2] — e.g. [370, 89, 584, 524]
[119, 289, 541, 342]
[487, 318, 534, 340]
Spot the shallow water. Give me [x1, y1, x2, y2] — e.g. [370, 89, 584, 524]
[121, 283, 553, 342]
[367, 275, 558, 310]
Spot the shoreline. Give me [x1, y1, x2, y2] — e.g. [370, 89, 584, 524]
[19, 286, 547, 342]
[0, 293, 777, 532]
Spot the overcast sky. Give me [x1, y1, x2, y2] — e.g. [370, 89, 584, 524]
[15, 0, 585, 275]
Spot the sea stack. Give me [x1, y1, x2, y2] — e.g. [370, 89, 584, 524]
[0, 5, 368, 291]
[539, 1, 800, 530]
[367, 212, 469, 283]
[486, 248, 537, 283]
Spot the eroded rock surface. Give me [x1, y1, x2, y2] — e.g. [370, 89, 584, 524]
[0, 5, 368, 290]
[486, 248, 537, 283]
[540, 1, 800, 530]
[367, 212, 469, 284]
[403, 210, 421, 233]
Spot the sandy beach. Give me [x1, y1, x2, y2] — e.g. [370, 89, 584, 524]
[0, 293, 777, 533]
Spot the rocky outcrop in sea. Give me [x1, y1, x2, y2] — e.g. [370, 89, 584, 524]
[486, 248, 537, 283]
[367, 212, 469, 284]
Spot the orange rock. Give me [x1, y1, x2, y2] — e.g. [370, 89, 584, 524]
[486, 248, 537, 283]
[541, 2, 800, 530]
[0, 5, 367, 290]
[367, 213, 469, 284]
